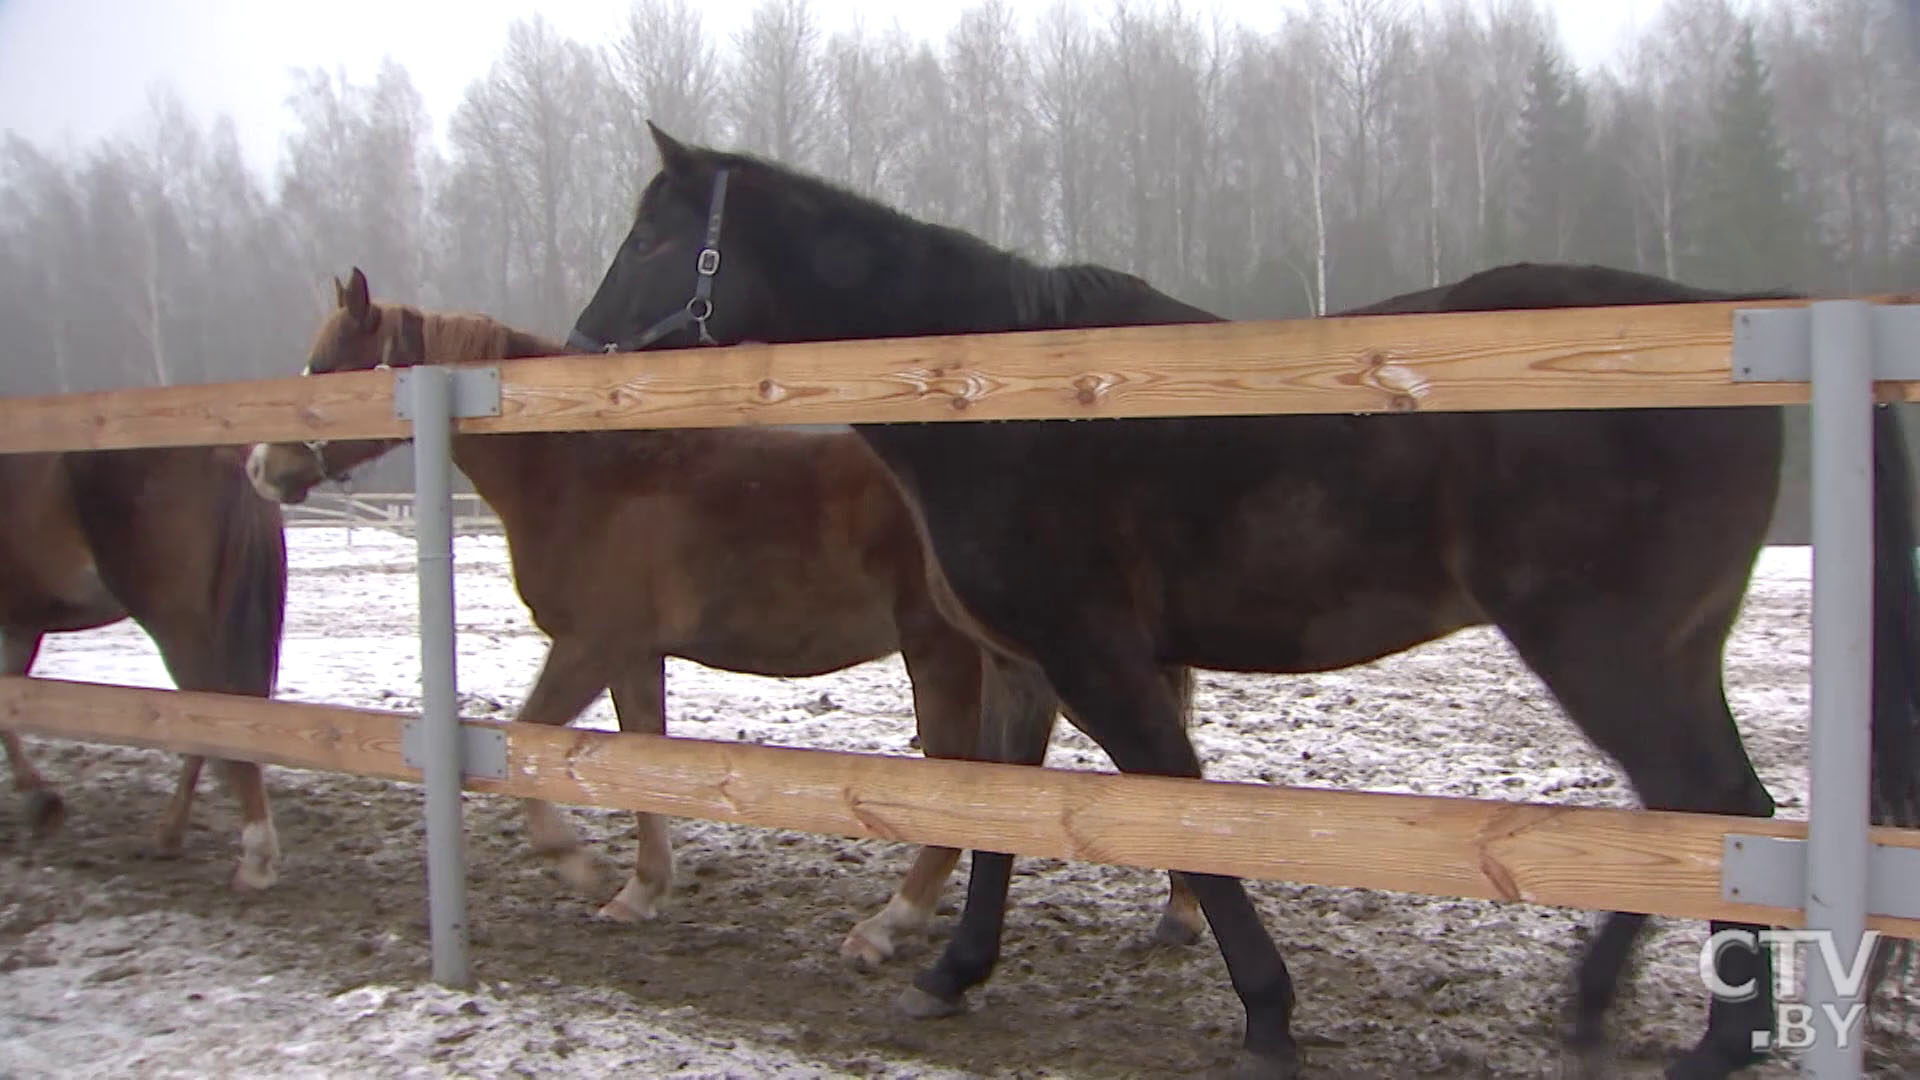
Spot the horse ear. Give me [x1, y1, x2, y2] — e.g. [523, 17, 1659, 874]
[647, 120, 707, 185]
[333, 275, 347, 308]
[344, 266, 372, 327]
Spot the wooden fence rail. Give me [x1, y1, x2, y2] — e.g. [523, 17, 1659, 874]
[3, 300, 1916, 455]
[7, 674, 1916, 939]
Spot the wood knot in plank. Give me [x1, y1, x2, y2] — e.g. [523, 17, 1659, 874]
[1355, 351, 1431, 410]
[1072, 374, 1116, 407]
[756, 378, 787, 403]
[843, 788, 901, 840]
[1472, 804, 1559, 903]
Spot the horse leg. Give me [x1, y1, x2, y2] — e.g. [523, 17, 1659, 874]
[1493, 607, 1776, 1080]
[849, 639, 1202, 967]
[600, 654, 673, 923]
[895, 650, 1055, 1014]
[215, 759, 277, 891]
[132, 624, 280, 889]
[152, 755, 206, 856]
[511, 637, 613, 896]
[903, 638, 1299, 1078]
[843, 624, 995, 969]
[1058, 663, 1206, 948]
[1151, 663, 1208, 949]
[2, 631, 65, 838]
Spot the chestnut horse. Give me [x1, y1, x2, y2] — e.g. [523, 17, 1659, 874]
[243, 267, 1200, 966]
[2, 444, 288, 890]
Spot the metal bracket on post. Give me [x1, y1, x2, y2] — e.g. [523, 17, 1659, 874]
[1731, 305, 1920, 383]
[402, 719, 510, 780]
[1726, 300, 1920, 1080]
[393, 365, 502, 421]
[1720, 834, 1920, 919]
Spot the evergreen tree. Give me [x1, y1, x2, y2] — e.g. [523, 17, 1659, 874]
[1687, 21, 1821, 291]
[1515, 44, 1591, 262]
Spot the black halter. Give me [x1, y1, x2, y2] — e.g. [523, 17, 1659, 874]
[568, 167, 730, 354]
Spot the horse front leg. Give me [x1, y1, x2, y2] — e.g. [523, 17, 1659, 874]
[512, 637, 614, 899]
[2, 631, 65, 839]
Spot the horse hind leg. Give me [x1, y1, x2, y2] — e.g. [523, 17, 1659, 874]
[841, 631, 988, 969]
[1061, 662, 1208, 949]
[216, 760, 278, 890]
[2, 631, 65, 839]
[600, 655, 673, 923]
[1149, 663, 1208, 948]
[1492, 606, 1776, 1080]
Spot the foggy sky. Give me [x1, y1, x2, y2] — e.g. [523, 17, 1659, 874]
[0, 0, 1670, 178]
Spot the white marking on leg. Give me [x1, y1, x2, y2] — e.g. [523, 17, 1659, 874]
[524, 798, 602, 892]
[597, 813, 673, 922]
[596, 872, 669, 923]
[231, 819, 281, 891]
[842, 890, 935, 967]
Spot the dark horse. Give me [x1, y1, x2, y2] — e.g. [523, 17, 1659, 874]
[1, 445, 289, 889]
[567, 125, 1920, 1079]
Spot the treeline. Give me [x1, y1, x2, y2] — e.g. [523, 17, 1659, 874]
[2, 0, 1916, 458]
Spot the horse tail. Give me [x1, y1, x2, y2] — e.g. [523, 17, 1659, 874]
[206, 451, 289, 700]
[1871, 405, 1920, 831]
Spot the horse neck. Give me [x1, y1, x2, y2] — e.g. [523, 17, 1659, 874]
[839, 232, 1218, 337]
[408, 311, 570, 517]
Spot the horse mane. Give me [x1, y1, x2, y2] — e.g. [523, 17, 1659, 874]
[375, 303, 567, 366]
[691, 146, 1212, 334]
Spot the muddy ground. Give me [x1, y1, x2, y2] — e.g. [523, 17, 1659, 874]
[2, 528, 1916, 1078]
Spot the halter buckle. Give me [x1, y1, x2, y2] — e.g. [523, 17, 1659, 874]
[697, 247, 721, 276]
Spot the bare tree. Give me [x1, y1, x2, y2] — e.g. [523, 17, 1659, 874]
[607, 0, 724, 196]
[725, 0, 827, 168]
[819, 17, 917, 200]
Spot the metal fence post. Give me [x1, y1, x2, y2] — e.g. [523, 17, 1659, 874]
[1804, 299, 1873, 1079]
[409, 364, 470, 989]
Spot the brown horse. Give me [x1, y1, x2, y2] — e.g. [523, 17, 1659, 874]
[243, 267, 1202, 965]
[1, 443, 288, 890]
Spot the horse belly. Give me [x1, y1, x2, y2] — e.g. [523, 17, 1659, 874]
[664, 572, 904, 678]
[676, 614, 900, 678]
[1167, 575, 1479, 675]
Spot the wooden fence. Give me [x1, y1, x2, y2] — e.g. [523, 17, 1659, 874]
[4, 298, 1919, 1076]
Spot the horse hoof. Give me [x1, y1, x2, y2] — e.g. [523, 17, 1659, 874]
[1662, 1040, 1763, 1080]
[24, 789, 65, 839]
[1150, 908, 1203, 948]
[895, 984, 964, 1020]
[593, 897, 651, 923]
[839, 929, 893, 971]
[1214, 1047, 1301, 1080]
[1557, 1040, 1616, 1080]
[230, 865, 277, 892]
[545, 849, 607, 894]
[230, 858, 278, 892]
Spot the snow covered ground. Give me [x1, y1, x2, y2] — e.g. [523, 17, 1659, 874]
[2, 527, 1914, 1078]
